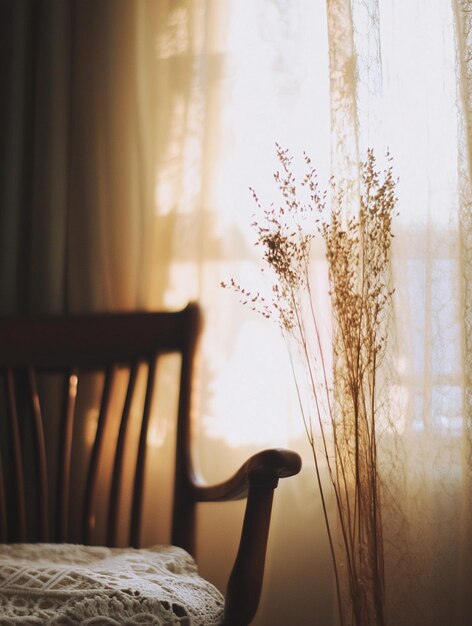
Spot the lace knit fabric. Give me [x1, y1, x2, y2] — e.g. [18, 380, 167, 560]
[0, 543, 224, 625]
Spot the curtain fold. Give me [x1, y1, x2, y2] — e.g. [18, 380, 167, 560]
[0, 0, 72, 314]
[67, 0, 159, 312]
[0, 0, 162, 314]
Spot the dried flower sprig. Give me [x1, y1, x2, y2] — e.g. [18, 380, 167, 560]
[222, 146, 397, 626]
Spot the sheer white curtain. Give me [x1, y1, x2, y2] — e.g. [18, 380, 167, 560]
[139, 1, 472, 625]
[136, 2, 335, 624]
[326, 1, 471, 624]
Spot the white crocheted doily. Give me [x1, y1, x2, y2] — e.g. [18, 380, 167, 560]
[0, 543, 224, 625]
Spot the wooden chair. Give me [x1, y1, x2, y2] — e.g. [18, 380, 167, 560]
[0, 303, 301, 625]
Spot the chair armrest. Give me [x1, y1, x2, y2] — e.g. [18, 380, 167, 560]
[192, 448, 302, 502]
[192, 448, 301, 625]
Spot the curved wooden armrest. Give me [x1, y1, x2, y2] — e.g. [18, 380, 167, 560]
[190, 448, 301, 626]
[192, 448, 302, 503]
[173, 448, 301, 625]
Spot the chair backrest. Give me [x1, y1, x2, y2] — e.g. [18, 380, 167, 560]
[0, 303, 200, 551]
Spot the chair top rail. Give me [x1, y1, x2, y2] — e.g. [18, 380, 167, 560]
[0, 304, 199, 369]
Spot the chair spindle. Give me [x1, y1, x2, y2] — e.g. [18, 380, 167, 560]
[130, 358, 157, 548]
[82, 366, 115, 544]
[107, 363, 138, 547]
[5, 368, 27, 541]
[56, 370, 78, 541]
[27, 367, 49, 541]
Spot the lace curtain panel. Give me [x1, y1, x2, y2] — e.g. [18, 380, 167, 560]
[326, 0, 471, 623]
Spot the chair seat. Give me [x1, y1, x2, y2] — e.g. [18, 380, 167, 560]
[0, 543, 224, 625]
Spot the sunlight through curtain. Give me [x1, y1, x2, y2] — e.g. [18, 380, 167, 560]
[327, 1, 471, 624]
[140, 1, 472, 624]
[141, 2, 335, 623]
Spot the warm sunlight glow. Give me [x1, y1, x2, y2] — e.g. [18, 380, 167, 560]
[153, 0, 466, 461]
[204, 320, 303, 447]
[154, 1, 332, 449]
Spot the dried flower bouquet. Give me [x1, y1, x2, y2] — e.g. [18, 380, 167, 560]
[223, 146, 397, 626]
